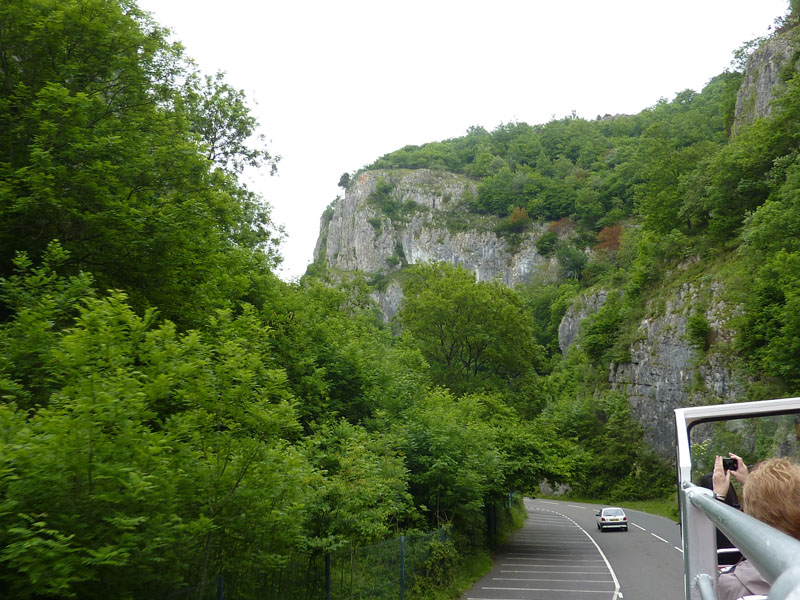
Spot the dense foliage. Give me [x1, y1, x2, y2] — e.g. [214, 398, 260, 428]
[0, 0, 279, 328]
[365, 15, 800, 403]
[368, 73, 740, 231]
[4, 0, 800, 598]
[0, 1, 572, 596]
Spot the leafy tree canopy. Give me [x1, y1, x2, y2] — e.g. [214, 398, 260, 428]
[397, 262, 543, 394]
[0, 0, 280, 327]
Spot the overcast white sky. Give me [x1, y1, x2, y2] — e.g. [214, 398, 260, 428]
[137, 0, 788, 281]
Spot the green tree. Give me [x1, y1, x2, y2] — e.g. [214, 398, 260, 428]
[179, 71, 279, 175]
[0, 0, 280, 326]
[261, 276, 426, 426]
[397, 263, 542, 393]
[0, 261, 310, 598]
[543, 392, 672, 501]
[303, 421, 413, 547]
[396, 389, 503, 531]
[555, 243, 587, 280]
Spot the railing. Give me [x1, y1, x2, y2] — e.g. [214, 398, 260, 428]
[680, 481, 800, 600]
[675, 398, 800, 600]
[169, 526, 451, 600]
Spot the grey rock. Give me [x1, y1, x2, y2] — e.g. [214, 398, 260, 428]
[733, 31, 800, 137]
[315, 168, 557, 318]
[608, 283, 742, 458]
[558, 290, 609, 355]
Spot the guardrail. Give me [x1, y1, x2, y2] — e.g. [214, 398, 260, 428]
[675, 398, 800, 600]
[680, 481, 800, 600]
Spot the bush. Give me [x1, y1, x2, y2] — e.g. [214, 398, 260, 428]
[581, 296, 624, 361]
[556, 243, 587, 280]
[594, 224, 622, 253]
[535, 231, 558, 256]
[410, 539, 458, 595]
[687, 312, 711, 351]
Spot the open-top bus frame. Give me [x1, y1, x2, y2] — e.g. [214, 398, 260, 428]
[675, 397, 800, 600]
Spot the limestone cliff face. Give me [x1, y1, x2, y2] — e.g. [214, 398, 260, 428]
[311, 31, 792, 458]
[733, 30, 799, 136]
[558, 280, 741, 458]
[558, 290, 609, 355]
[315, 169, 557, 317]
[559, 31, 800, 458]
[612, 283, 741, 458]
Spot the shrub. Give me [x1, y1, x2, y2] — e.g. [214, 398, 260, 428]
[581, 297, 625, 361]
[687, 312, 711, 351]
[535, 231, 558, 256]
[549, 217, 575, 236]
[594, 224, 622, 253]
[556, 243, 587, 280]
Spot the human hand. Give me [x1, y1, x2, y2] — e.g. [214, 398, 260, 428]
[728, 453, 749, 485]
[713, 455, 730, 497]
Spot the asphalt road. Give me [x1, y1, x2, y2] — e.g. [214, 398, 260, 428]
[462, 497, 685, 600]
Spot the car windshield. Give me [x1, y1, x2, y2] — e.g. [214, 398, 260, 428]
[603, 509, 624, 516]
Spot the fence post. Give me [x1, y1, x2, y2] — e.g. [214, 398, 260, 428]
[325, 553, 331, 600]
[216, 574, 223, 600]
[400, 535, 406, 600]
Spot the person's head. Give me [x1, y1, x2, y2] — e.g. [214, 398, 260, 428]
[742, 458, 800, 540]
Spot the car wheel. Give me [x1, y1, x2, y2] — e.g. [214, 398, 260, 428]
[623, 526, 628, 531]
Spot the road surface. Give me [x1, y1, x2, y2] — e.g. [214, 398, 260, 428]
[462, 497, 685, 600]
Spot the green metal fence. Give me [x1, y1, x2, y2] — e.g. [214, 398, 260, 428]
[173, 526, 450, 600]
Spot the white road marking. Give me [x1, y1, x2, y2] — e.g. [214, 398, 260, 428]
[651, 533, 669, 544]
[502, 564, 609, 569]
[633, 523, 646, 531]
[539, 500, 558, 504]
[493, 577, 614, 583]
[568, 504, 586, 509]
[481, 587, 615, 593]
[504, 556, 605, 561]
[537, 508, 621, 600]
[675, 546, 684, 553]
[501, 570, 613, 575]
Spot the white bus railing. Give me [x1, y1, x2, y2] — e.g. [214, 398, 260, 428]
[675, 398, 800, 600]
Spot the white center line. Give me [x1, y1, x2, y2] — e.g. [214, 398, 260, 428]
[632, 523, 646, 531]
[651, 533, 669, 544]
[568, 504, 586, 509]
[482, 587, 615, 593]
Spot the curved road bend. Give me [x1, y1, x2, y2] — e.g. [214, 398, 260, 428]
[462, 498, 684, 600]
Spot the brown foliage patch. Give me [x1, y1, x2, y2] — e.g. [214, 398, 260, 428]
[548, 217, 575, 236]
[594, 224, 622, 252]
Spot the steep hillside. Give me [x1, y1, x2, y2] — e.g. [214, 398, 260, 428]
[311, 24, 800, 459]
[315, 168, 559, 318]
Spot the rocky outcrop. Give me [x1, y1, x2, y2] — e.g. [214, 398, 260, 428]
[733, 30, 799, 136]
[371, 279, 404, 322]
[315, 169, 558, 317]
[558, 290, 609, 355]
[607, 282, 742, 458]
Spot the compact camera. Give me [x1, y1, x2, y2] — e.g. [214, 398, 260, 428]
[722, 457, 738, 471]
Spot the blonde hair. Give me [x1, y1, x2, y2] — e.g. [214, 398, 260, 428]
[742, 458, 800, 540]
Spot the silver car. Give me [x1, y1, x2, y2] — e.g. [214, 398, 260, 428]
[596, 507, 628, 531]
